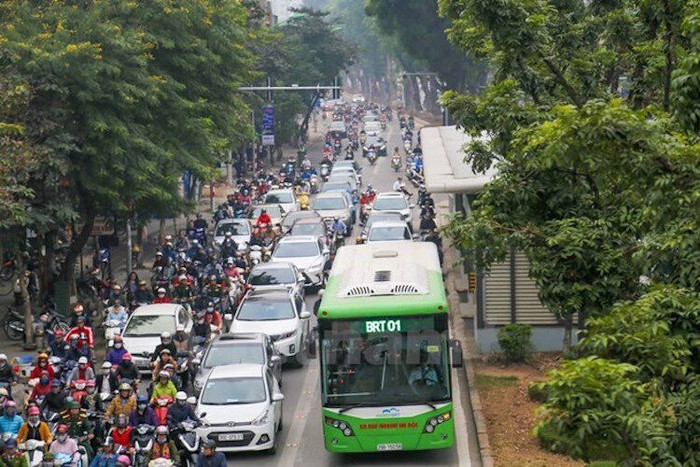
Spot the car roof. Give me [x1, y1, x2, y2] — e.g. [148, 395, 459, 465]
[266, 189, 294, 195]
[250, 261, 294, 272]
[277, 235, 319, 244]
[250, 204, 283, 213]
[292, 217, 324, 226]
[208, 363, 265, 379]
[316, 191, 345, 199]
[131, 304, 181, 316]
[212, 332, 267, 344]
[216, 218, 249, 226]
[244, 289, 294, 301]
[376, 192, 405, 199]
[369, 220, 410, 229]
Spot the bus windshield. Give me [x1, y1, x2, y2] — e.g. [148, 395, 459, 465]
[320, 315, 451, 407]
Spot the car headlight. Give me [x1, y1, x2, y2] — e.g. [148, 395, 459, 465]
[363, 146, 368, 151]
[252, 409, 269, 426]
[423, 411, 451, 433]
[325, 417, 355, 437]
[272, 330, 297, 342]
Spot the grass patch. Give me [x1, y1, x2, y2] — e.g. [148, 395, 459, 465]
[475, 373, 518, 389]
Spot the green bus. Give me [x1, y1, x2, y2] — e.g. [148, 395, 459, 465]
[317, 242, 463, 453]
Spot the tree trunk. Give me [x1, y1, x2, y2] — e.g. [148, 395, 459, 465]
[59, 208, 96, 282]
[16, 252, 34, 348]
[158, 218, 166, 245]
[562, 314, 574, 352]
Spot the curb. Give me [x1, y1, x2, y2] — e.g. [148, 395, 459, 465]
[443, 243, 494, 467]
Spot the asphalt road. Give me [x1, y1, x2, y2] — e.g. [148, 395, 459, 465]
[226, 114, 481, 466]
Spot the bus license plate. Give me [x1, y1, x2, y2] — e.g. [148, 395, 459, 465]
[376, 443, 402, 451]
[219, 433, 244, 441]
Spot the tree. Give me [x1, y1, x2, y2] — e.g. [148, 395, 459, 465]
[0, 0, 257, 287]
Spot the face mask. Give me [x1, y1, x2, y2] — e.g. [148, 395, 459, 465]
[40, 378, 49, 385]
[57, 435, 67, 443]
[114, 343, 123, 349]
[29, 416, 40, 425]
[156, 436, 167, 445]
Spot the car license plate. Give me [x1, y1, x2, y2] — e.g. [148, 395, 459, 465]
[376, 443, 402, 451]
[219, 433, 244, 441]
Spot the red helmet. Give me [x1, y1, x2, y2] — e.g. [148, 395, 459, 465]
[57, 424, 69, 434]
[122, 353, 132, 361]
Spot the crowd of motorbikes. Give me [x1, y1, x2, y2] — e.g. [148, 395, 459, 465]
[0, 97, 439, 467]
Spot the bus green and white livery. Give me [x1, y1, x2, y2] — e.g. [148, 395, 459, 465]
[318, 242, 462, 453]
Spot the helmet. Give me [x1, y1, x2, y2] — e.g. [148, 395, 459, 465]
[55, 329, 64, 337]
[74, 304, 84, 313]
[113, 284, 121, 291]
[38, 353, 48, 360]
[118, 383, 131, 391]
[113, 335, 123, 343]
[28, 406, 40, 416]
[138, 280, 147, 286]
[68, 401, 80, 409]
[77, 315, 86, 323]
[78, 356, 88, 364]
[0, 388, 7, 397]
[136, 395, 148, 404]
[175, 391, 187, 402]
[116, 413, 128, 428]
[5, 400, 16, 408]
[102, 361, 113, 370]
[0, 353, 6, 361]
[155, 251, 163, 257]
[158, 371, 170, 379]
[122, 353, 132, 361]
[157, 287, 166, 294]
[160, 348, 171, 356]
[155, 425, 169, 443]
[116, 455, 131, 466]
[187, 396, 196, 405]
[176, 324, 185, 332]
[161, 331, 171, 340]
[202, 438, 216, 449]
[51, 380, 62, 388]
[86, 380, 96, 388]
[102, 437, 114, 447]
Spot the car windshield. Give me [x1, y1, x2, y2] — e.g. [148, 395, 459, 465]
[321, 315, 451, 407]
[366, 122, 381, 132]
[282, 212, 317, 229]
[237, 299, 296, 321]
[215, 222, 249, 237]
[373, 197, 408, 211]
[201, 377, 266, 405]
[321, 183, 350, 193]
[369, 226, 411, 241]
[249, 206, 282, 219]
[249, 268, 296, 286]
[366, 215, 402, 230]
[313, 197, 345, 210]
[265, 193, 293, 204]
[124, 315, 174, 337]
[291, 223, 324, 237]
[273, 241, 319, 258]
[204, 343, 265, 368]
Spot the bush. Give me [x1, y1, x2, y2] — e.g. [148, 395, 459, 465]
[497, 323, 533, 363]
[527, 382, 548, 402]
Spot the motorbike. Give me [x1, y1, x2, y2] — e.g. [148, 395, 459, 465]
[367, 150, 378, 166]
[153, 396, 174, 426]
[172, 419, 204, 467]
[102, 319, 123, 344]
[52, 447, 87, 467]
[176, 351, 190, 391]
[131, 424, 156, 467]
[70, 379, 88, 403]
[3, 308, 24, 341]
[309, 174, 318, 193]
[392, 155, 401, 172]
[248, 245, 263, 266]
[319, 165, 331, 182]
[403, 139, 412, 154]
[19, 440, 44, 467]
[1, 258, 16, 281]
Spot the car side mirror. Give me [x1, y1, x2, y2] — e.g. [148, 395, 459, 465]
[272, 393, 284, 402]
[450, 339, 463, 368]
[192, 358, 201, 366]
[270, 355, 282, 365]
[199, 412, 207, 418]
[322, 248, 330, 256]
[409, 204, 416, 209]
[300, 310, 312, 319]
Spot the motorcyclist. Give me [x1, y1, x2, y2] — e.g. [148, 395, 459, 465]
[197, 439, 227, 467]
[203, 304, 222, 333]
[29, 353, 55, 381]
[105, 336, 127, 366]
[65, 334, 90, 364]
[107, 284, 124, 307]
[220, 232, 238, 259]
[147, 426, 180, 465]
[96, 362, 116, 396]
[109, 414, 132, 453]
[393, 176, 411, 197]
[192, 312, 211, 342]
[331, 217, 347, 238]
[61, 400, 93, 458]
[425, 229, 444, 264]
[172, 277, 195, 308]
[81, 380, 104, 413]
[17, 406, 51, 446]
[193, 213, 208, 233]
[69, 303, 92, 328]
[65, 316, 94, 357]
[49, 330, 67, 360]
[49, 425, 80, 465]
[128, 395, 158, 427]
[173, 325, 190, 354]
[132, 280, 153, 305]
[151, 251, 166, 271]
[104, 300, 128, 331]
[66, 357, 94, 387]
[0, 438, 27, 467]
[419, 212, 438, 232]
[151, 350, 178, 381]
[149, 371, 176, 404]
[174, 230, 190, 252]
[151, 332, 177, 363]
[104, 383, 136, 420]
[0, 354, 18, 397]
[186, 239, 202, 261]
[41, 380, 67, 414]
[153, 287, 170, 304]
[90, 437, 118, 467]
[301, 156, 312, 172]
[29, 371, 51, 400]
[255, 209, 271, 228]
[0, 401, 23, 437]
[166, 392, 198, 430]
[114, 354, 139, 385]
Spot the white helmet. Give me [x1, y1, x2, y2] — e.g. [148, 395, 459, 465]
[161, 331, 171, 339]
[0, 354, 6, 361]
[78, 356, 88, 364]
[175, 391, 187, 402]
[187, 396, 197, 405]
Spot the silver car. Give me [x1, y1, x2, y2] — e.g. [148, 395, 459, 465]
[213, 218, 251, 250]
[312, 192, 354, 232]
[271, 236, 329, 288]
[247, 262, 305, 297]
[370, 192, 416, 226]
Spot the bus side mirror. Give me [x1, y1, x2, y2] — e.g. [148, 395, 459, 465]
[450, 339, 463, 368]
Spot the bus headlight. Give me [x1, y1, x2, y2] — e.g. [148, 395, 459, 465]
[325, 417, 355, 437]
[423, 411, 451, 433]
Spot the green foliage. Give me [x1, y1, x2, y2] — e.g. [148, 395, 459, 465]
[365, 0, 486, 92]
[497, 323, 533, 363]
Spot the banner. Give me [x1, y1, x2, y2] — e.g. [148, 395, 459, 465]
[261, 105, 275, 146]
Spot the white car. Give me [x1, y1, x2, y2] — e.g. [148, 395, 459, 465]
[121, 304, 192, 373]
[213, 218, 251, 250]
[370, 192, 416, 227]
[312, 192, 354, 231]
[231, 289, 311, 366]
[364, 121, 382, 136]
[366, 220, 414, 243]
[352, 94, 365, 103]
[247, 262, 306, 298]
[196, 364, 283, 453]
[330, 167, 362, 187]
[262, 189, 298, 214]
[271, 235, 329, 287]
